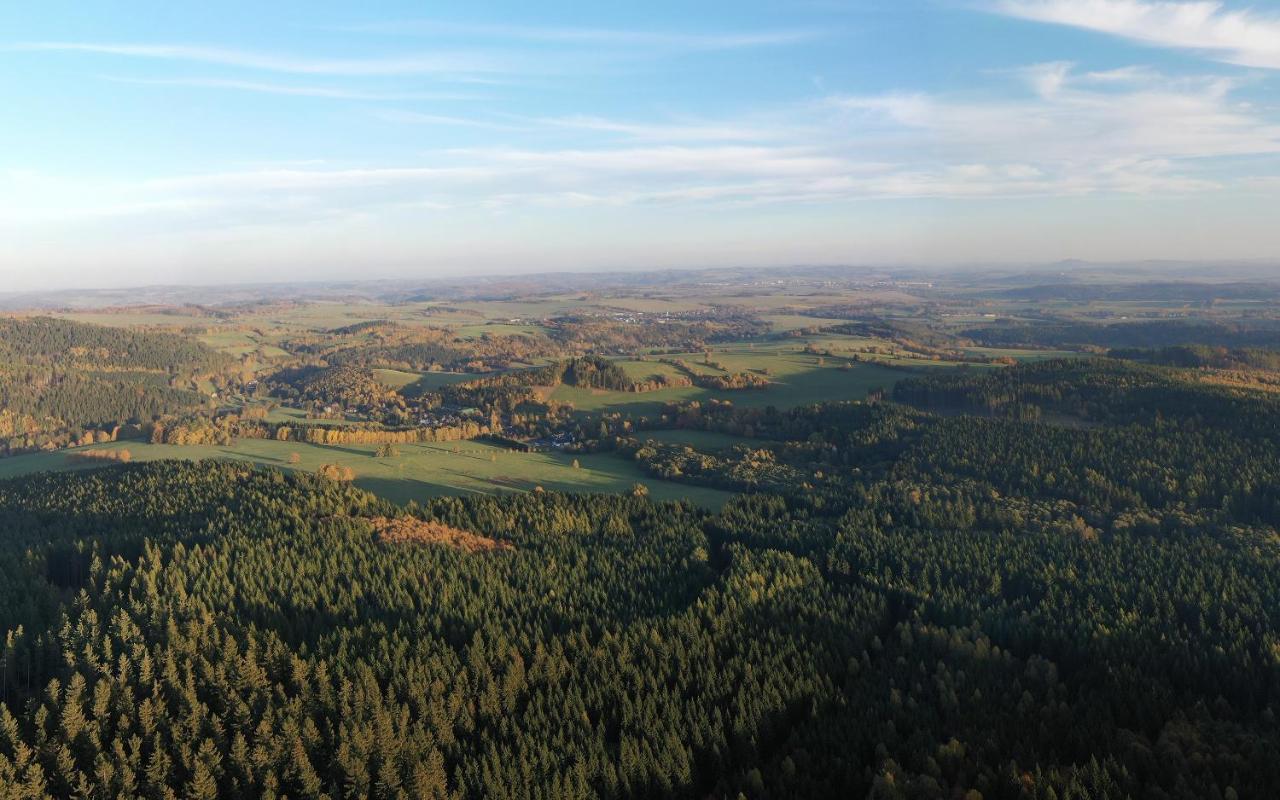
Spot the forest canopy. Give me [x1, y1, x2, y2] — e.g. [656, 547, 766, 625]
[2, 354, 1280, 798]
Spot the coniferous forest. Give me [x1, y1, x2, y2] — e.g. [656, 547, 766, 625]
[2, 352, 1279, 799]
[0, 318, 227, 456]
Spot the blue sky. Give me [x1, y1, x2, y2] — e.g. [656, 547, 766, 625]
[3, 0, 1280, 289]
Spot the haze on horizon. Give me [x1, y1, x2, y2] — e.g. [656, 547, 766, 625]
[3, 0, 1280, 291]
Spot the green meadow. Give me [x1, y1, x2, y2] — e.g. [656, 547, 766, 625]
[372, 368, 477, 396]
[0, 438, 734, 509]
[552, 356, 914, 416]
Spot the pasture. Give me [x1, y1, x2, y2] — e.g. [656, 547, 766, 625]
[552, 351, 916, 417]
[372, 368, 475, 396]
[0, 438, 734, 509]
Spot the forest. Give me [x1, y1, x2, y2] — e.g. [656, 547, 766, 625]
[1, 353, 1278, 798]
[0, 318, 228, 457]
[5, 275, 1280, 797]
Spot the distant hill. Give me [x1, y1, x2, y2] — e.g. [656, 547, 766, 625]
[991, 281, 1280, 302]
[963, 318, 1280, 350]
[0, 316, 227, 455]
[0, 315, 228, 372]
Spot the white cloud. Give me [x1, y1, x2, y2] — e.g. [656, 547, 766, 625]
[378, 111, 796, 142]
[11, 21, 812, 82]
[1024, 61, 1074, 97]
[101, 76, 476, 101]
[533, 114, 792, 142]
[830, 64, 1280, 164]
[143, 166, 510, 193]
[992, 0, 1280, 69]
[373, 110, 526, 130]
[4, 65, 1278, 234]
[12, 41, 512, 77]
[464, 145, 849, 178]
[1081, 65, 1162, 83]
[343, 20, 817, 50]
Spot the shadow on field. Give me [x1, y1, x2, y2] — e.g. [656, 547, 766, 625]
[310, 444, 373, 457]
[354, 475, 486, 506]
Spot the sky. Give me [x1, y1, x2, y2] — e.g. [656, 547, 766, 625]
[2, 0, 1280, 290]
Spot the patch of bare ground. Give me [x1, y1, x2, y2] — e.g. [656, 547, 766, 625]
[369, 516, 513, 552]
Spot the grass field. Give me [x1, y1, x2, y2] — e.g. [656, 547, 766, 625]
[372, 368, 474, 396]
[552, 357, 911, 417]
[263, 406, 370, 427]
[197, 330, 257, 349]
[373, 368, 429, 390]
[596, 297, 708, 314]
[0, 438, 734, 508]
[758, 313, 854, 332]
[615, 360, 687, 382]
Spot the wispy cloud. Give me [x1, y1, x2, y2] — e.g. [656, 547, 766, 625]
[12, 41, 512, 77]
[991, 0, 1280, 69]
[533, 114, 792, 142]
[142, 166, 510, 193]
[11, 21, 810, 82]
[376, 109, 799, 142]
[831, 63, 1278, 164]
[101, 75, 477, 101]
[374, 110, 527, 130]
[459, 144, 848, 179]
[344, 20, 818, 50]
[6, 64, 1279, 233]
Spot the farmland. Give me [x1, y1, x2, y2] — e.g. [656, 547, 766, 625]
[4, 278, 1086, 507]
[551, 356, 911, 414]
[0, 436, 735, 508]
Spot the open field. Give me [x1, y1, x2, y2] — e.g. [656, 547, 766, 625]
[196, 329, 258, 349]
[614, 359, 688, 382]
[594, 297, 707, 313]
[552, 358, 910, 416]
[372, 368, 425, 390]
[372, 368, 475, 396]
[42, 287, 930, 342]
[262, 406, 377, 426]
[451, 322, 548, 338]
[0, 438, 734, 508]
[42, 290, 1080, 378]
[756, 313, 855, 331]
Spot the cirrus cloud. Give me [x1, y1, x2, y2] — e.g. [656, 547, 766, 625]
[991, 0, 1280, 69]
[3, 65, 1278, 231]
